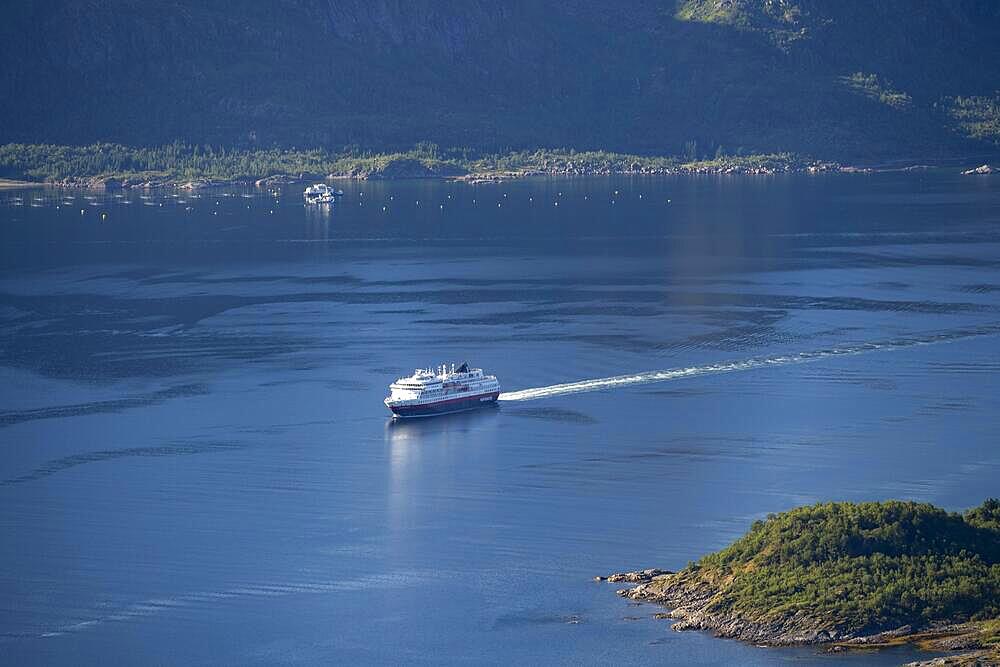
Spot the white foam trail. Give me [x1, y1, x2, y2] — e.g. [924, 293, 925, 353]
[497, 326, 1000, 402]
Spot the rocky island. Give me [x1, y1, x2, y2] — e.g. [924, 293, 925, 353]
[600, 500, 1000, 665]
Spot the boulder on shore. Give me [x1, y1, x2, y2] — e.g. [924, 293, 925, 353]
[594, 568, 671, 584]
[179, 179, 230, 190]
[962, 164, 994, 175]
[254, 173, 321, 187]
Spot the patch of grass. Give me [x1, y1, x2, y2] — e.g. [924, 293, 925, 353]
[981, 618, 1000, 645]
[949, 95, 1000, 144]
[675, 0, 750, 27]
[840, 73, 912, 110]
[673, 0, 808, 47]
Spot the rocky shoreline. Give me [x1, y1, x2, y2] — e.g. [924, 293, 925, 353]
[22, 156, 999, 192]
[37, 160, 843, 191]
[5, 141, 997, 192]
[598, 568, 999, 665]
[613, 567, 845, 644]
[962, 164, 996, 175]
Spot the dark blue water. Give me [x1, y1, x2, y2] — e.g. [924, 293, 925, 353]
[1, 172, 999, 665]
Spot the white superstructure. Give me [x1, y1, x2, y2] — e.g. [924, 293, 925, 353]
[384, 362, 500, 418]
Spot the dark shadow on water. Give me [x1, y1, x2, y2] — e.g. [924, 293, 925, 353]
[1, 440, 241, 486]
[502, 406, 597, 424]
[492, 609, 584, 629]
[0, 383, 209, 428]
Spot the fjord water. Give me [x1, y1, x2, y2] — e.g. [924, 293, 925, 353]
[1, 173, 999, 665]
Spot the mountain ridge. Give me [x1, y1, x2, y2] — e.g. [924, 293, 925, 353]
[2, 1, 999, 159]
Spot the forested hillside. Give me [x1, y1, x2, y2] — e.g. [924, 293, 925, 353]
[2, 0, 999, 159]
[616, 499, 1000, 657]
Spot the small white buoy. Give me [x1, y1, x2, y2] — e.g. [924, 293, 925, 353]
[554, 201, 559, 206]
[382, 206, 387, 212]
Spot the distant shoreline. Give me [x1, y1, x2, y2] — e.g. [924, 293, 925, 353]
[2, 143, 996, 191]
[0, 178, 43, 189]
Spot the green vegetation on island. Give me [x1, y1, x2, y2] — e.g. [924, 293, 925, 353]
[0, 143, 839, 189]
[605, 499, 1000, 662]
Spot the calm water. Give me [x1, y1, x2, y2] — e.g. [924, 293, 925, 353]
[1, 172, 999, 665]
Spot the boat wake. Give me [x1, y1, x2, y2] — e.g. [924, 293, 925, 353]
[497, 324, 1000, 402]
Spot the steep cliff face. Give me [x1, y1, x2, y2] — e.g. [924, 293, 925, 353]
[2, 1, 999, 158]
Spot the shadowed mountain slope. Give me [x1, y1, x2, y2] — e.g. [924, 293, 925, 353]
[2, 1, 999, 159]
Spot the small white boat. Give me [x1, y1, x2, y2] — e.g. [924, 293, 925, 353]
[303, 183, 343, 205]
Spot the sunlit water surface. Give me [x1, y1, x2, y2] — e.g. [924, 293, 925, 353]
[1, 172, 999, 665]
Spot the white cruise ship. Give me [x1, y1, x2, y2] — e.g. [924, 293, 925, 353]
[384, 362, 500, 418]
